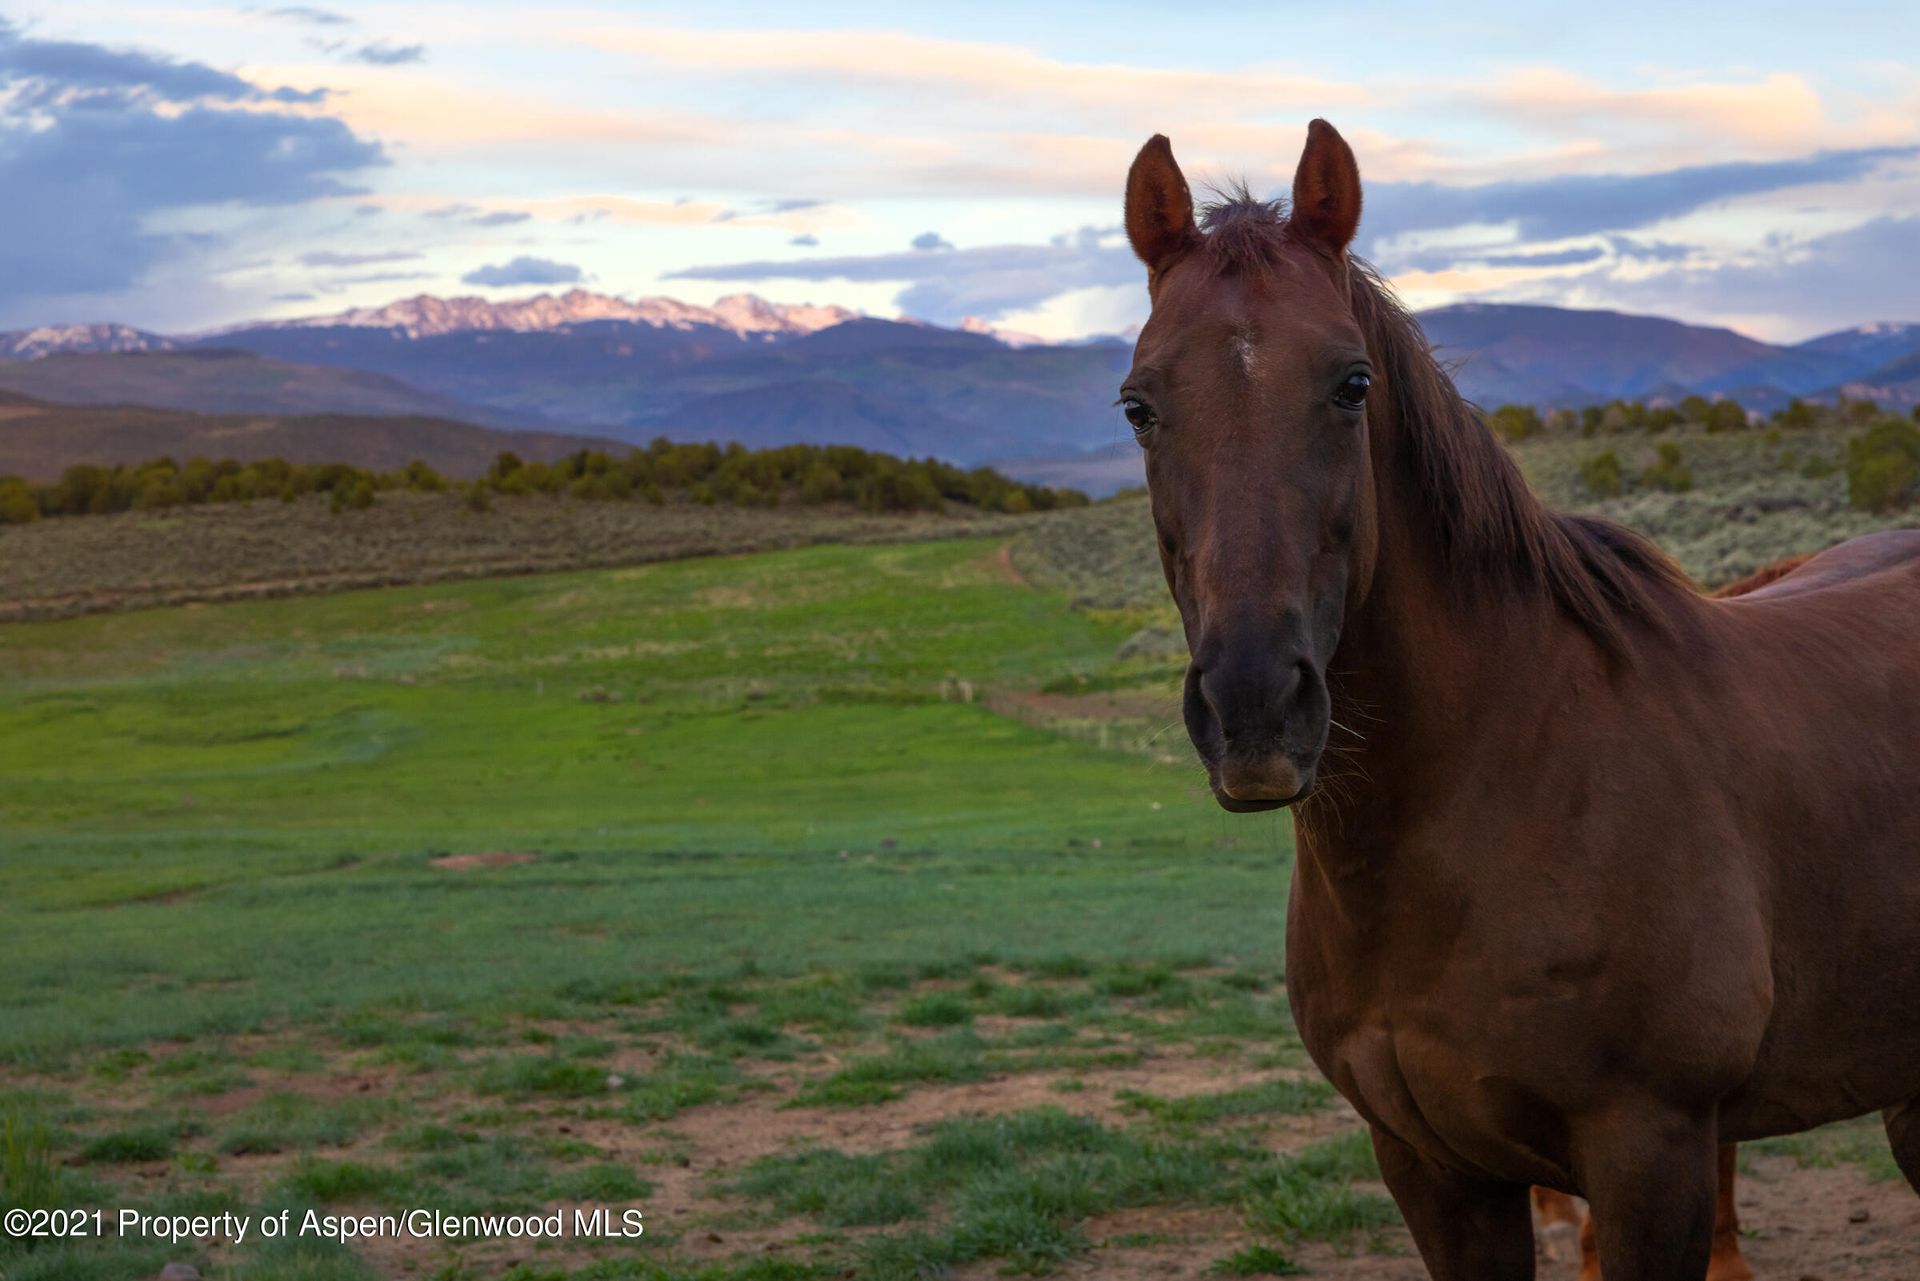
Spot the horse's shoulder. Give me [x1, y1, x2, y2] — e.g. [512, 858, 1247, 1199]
[1718, 530, 1920, 603]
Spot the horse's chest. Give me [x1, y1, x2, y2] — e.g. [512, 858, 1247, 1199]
[1286, 908, 1578, 1183]
[1305, 1007, 1573, 1184]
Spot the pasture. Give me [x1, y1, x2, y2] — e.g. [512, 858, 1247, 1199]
[1, 531, 1910, 1280]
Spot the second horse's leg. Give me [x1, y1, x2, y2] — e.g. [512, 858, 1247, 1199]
[1706, 1144, 1752, 1281]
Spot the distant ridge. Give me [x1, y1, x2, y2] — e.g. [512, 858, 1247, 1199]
[0, 393, 612, 483]
[0, 349, 526, 428]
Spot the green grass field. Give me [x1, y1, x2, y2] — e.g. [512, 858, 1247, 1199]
[0, 534, 1348, 1281]
[3, 527, 1905, 1281]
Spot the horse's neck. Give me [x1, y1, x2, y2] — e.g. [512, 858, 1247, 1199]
[1301, 405, 1577, 851]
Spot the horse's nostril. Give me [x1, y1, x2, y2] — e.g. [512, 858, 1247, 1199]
[1194, 652, 1314, 749]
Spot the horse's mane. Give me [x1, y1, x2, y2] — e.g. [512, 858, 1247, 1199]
[1198, 191, 1693, 653]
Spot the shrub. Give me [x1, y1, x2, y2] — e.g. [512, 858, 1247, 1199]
[1639, 441, 1693, 493]
[1841, 395, 1881, 425]
[1578, 450, 1624, 498]
[1773, 398, 1818, 430]
[1486, 404, 1542, 442]
[1706, 399, 1749, 432]
[0, 478, 39, 524]
[1846, 419, 1920, 512]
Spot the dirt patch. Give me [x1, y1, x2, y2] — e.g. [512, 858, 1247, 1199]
[554, 1054, 1344, 1267]
[988, 542, 1030, 587]
[430, 851, 539, 870]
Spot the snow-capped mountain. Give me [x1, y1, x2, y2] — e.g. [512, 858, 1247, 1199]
[0, 324, 174, 359]
[957, 317, 1049, 348]
[218, 289, 860, 341]
[1795, 322, 1920, 371]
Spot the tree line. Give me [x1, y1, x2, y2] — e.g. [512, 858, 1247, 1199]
[0, 439, 1090, 527]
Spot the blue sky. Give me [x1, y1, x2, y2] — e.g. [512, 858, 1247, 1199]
[2, 2, 1917, 340]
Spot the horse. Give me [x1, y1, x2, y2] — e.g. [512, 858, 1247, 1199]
[1120, 119, 1920, 1280]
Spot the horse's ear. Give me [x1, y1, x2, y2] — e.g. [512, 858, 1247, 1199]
[1290, 119, 1361, 257]
[1126, 134, 1197, 276]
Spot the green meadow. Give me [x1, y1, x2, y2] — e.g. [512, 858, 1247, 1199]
[0, 534, 1351, 1281]
[1, 537, 1296, 1061]
[3, 528, 1903, 1281]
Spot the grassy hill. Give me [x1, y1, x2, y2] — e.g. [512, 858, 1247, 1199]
[0, 491, 1055, 621]
[0, 393, 610, 483]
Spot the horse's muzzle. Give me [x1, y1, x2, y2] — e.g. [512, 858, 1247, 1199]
[1183, 653, 1327, 810]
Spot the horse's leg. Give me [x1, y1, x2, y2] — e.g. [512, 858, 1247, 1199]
[1705, 1144, 1752, 1281]
[1371, 1126, 1535, 1280]
[1575, 1107, 1718, 1281]
[1886, 1099, 1920, 1193]
[1576, 1209, 1600, 1281]
[1531, 1187, 1583, 1263]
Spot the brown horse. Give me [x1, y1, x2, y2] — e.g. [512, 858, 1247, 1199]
[1121, 120, 1920, 1279]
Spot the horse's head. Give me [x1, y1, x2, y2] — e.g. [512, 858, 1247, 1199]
[1122, 120, 1374, 812]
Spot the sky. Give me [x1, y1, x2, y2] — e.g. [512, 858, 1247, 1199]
[2, 2, 1918, 342]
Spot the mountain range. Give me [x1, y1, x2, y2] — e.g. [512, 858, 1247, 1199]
[4, 290, 1917, 495]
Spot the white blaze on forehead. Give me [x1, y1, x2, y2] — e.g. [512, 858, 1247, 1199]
[1231, 331, 1259, 379]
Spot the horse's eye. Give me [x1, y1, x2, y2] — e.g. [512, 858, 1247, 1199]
[1121, 397, 1156, 432]
[1334, 372, 1371, 410]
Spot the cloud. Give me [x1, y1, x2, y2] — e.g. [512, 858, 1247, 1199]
[0, 17, 324, 105]
[582, 25, 1366, 130]
[1363, 146, 1918, 251]
[669, 226, 1134, 323]
[711, 197, 824, 224]
[911, 231, 953, 252]
[266, 6, 351, 25]
[1477, 245, 1607, 268]
[270, 291, 316, 302]
[789, 234, 818, 247]
[1469, 68, 1827, 150]
[461, 256, 583, 287]
[296, 250, 423, 267]
[352, 42, 426, 67]
[1576, 215, 1920, 338]
[333, 270, 434, 285]
[0, 20, 385, 307]
[422, 203, 531, 227]
[1607, 235, 1694, 263]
